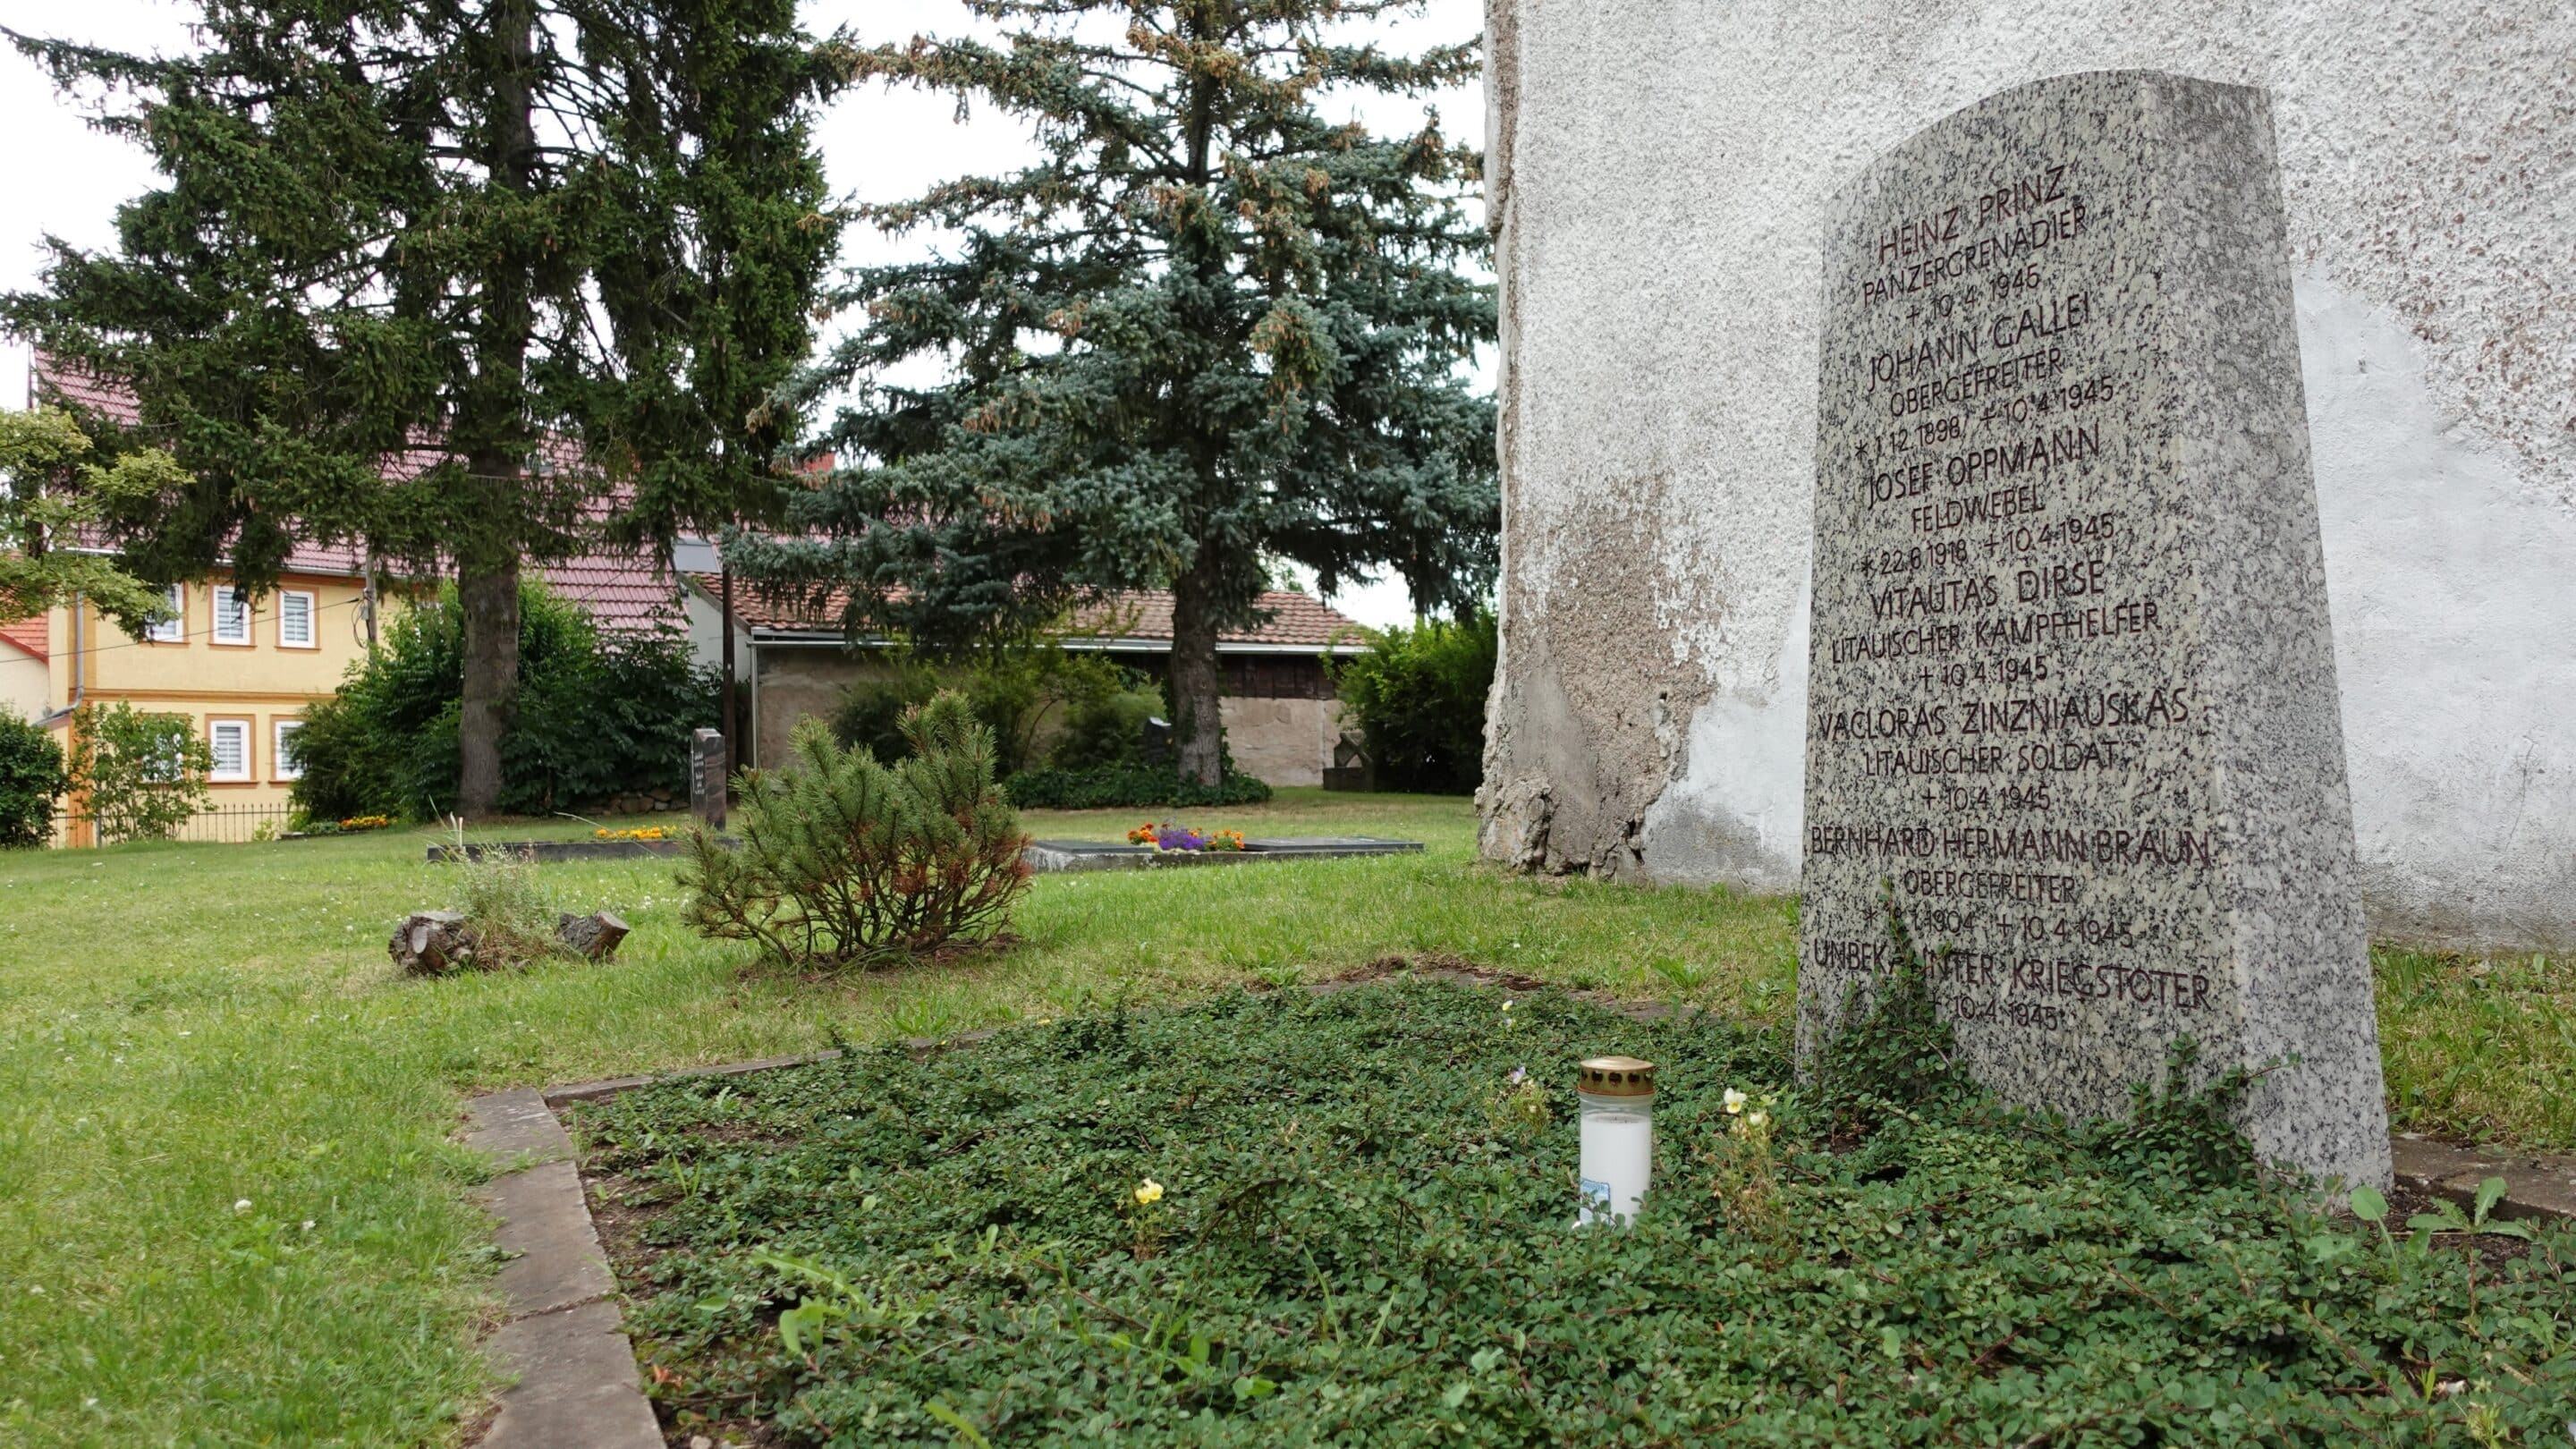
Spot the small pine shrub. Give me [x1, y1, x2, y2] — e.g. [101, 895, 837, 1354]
[0, 708, 70, 848]
[682, 692, 1031, 970]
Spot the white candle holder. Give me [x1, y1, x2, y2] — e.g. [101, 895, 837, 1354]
[1576, 1055, 1655, 1226]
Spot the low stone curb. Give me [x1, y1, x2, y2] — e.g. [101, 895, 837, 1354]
[435, 835, 1428, 870]
[1022, 836, 1427, 873]
[457, 971, 2574, 1445]
[431, 839, 712, 864]
[2390, 1134, 2576, 1223]
[460, 1089, 661, 1449]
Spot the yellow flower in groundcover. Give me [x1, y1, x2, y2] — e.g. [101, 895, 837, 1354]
[1133, 1178, 1164, 1206]
[1724, 1088, 1749, 1115]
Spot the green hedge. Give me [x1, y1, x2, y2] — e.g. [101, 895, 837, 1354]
[291, 580, 712, 820]
[0, 708, 69, 848]
[1331, 609, 1496, 794]
[1000, 763, 1271, 810]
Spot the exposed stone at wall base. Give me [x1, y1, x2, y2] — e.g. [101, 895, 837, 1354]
[1478, 470, 1719, 880]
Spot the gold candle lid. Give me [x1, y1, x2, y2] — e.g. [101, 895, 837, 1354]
[1577, 1055, 1656, 1096]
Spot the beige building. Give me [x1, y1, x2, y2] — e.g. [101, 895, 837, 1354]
[682, 577, 1367, 786]
[0, 618, 45, 720]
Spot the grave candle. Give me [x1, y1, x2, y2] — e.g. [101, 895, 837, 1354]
[1576, 1055, 1655, 1226]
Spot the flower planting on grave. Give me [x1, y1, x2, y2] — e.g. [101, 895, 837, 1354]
[1125, 821, 1250, 852]
[593, 826, 671, 842]
[573, 973, 2574, 1446]
[679, 694, 1031, 970]
[292, 813, 394, 835]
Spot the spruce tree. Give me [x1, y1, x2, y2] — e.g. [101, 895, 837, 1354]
[4, 0, 845, 814]
[730, 0, 1497, 786]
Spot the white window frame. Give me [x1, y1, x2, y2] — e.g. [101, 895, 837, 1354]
[276, 589, 318, 648]
[208, 718, 253, 783]
[273, 719, 305, 781]
[144, 584, 186, 644]
[211, 586, 252, 646]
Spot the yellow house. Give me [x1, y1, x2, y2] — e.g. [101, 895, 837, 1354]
[36, 550, 380, 843]
[21, 357, 698, 843]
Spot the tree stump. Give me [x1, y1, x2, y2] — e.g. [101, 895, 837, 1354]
[556, 910, 631, 962]
[389, 911, 477, 975]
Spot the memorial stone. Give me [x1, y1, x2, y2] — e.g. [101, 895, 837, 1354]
[1797, 71, 2390, 1188]
[691, 728, 727, 832]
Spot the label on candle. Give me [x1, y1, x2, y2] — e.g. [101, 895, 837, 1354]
[1578, 1108, 1652, 1226]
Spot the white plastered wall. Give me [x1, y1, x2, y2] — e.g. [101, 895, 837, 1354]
[1479, 0, 2576, 948]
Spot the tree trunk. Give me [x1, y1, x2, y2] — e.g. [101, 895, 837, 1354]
[457, 550, 521, 817]
[1169, 562, 1224, 788]
[455, 0, 536, 818]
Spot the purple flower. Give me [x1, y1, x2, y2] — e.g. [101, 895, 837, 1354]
[1507, 1066, 1528, 1086]
[1157, 826, 1208, 852]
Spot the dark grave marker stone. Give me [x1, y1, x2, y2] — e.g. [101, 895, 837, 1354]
[690, 728, 726, 832]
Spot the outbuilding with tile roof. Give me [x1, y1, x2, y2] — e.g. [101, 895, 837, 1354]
[679, 574, 1372, 787]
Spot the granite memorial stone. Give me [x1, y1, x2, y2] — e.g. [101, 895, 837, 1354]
[1796, 71, 2390, 1188]
[691, 728, 727, 832]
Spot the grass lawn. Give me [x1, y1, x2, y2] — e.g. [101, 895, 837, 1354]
[0, 788, 2565, 1444]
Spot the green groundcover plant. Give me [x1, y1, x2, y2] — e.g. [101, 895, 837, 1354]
[576, 979, 2576, 1447]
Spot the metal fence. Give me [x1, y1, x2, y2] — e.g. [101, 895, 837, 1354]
[59, 801, 299, 847]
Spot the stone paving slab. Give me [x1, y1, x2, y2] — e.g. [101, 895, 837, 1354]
[481, 1159, 617, 1319]
[462, 1089, 573, 1164]
[479, 1300, 662, 1449]
[2391, 1135, 2576, 1223]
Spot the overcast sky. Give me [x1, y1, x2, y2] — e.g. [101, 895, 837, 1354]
[0, 0, 1488, 628]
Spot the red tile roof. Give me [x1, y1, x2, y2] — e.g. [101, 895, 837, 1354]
[542, 556, 687, 638]
[34, 360, 141, 425]
[686, 574, 1370, 652]
[30, 360, 684, 635]
[0, 616, 45, 662]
